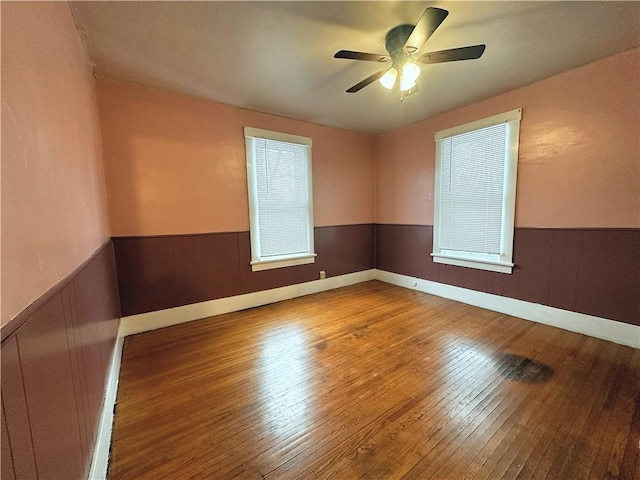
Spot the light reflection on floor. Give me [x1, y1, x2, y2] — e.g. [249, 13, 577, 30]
[440, 339, 498, 425]
[259, 325, 310, 436]
[443, 339, 495, 379]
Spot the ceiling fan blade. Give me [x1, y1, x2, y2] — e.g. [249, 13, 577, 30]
[404, 7, 449, 53]
[334, 50, 391, 62]
[346, 70, 387, 93]
[418, 45, 486, 64]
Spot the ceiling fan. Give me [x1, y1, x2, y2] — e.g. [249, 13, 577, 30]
[334, 7, 486, 100]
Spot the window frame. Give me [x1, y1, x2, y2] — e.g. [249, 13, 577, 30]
[431, 108, 522, 274]
[244, 127, 316, 272]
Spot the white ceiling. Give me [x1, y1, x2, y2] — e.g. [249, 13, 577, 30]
[72, 1, 640, 135]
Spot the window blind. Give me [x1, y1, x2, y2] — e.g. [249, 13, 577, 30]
[439, 122, 507, 256]
[253, 138, 310, 258]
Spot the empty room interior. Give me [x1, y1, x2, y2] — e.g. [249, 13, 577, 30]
[2, 1, 640, 479]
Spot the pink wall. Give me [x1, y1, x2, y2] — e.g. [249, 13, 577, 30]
[1, 2, 110, 326]
[96, 80, 375, 236]
[375, 47, 640, 228]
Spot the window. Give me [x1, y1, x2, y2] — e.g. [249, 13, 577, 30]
[244, 127, 315, 272]
[432, 109, 522, 274]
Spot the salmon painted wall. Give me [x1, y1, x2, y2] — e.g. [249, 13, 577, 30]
[1, 2, 110, 327]
[375, 47, 640, 228]
[96, 79, 374, 236]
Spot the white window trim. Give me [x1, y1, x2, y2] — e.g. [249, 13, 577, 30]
[244, 127, 315, 272]
[432, 108, 522, 274]
[250, 253, 317, 272]
[244, 127, 312, 147]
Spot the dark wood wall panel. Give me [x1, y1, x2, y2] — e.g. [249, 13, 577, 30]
[114, 233, 241, 315]
[573, 230, 638, 323]
[1, 336, 37, 479]
[315, 224, 375, 278]
[0, 242, 121, 480]
[375, 224, 640, 326]
[188, 234, 241, 303]
[237, 230, 317, 294]
[375, 224, 434, 280]
[1, 402, 16, 480]
[17, 296, 85, 480]
[61, 284, 92, 476]
[114, 224, 375, 316]
[112, 224, 637, 324]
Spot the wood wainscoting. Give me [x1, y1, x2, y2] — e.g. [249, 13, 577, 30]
[109, 281, 639, 480]
[114, 224, 374, 317]
[375, 225, 640, 326]
[1, 242, 121, 480]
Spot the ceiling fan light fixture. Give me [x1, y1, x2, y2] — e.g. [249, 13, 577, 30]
[335, 7, 486, 95]
[399, 61, 420, 92]
[379, 68, 398, 89]
[400, 76, 416, 92]
[402, 61, 421, 83]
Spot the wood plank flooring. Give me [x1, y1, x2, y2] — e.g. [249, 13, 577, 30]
[108, 281, 640, 479]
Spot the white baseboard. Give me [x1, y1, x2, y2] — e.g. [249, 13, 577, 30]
[120, 269, 376, 337]
[89, 326, 124, 480]
[375, 269, 639, 349]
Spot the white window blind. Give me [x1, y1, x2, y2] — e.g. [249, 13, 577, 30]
[244, 127, 315, 272]
[255, 138, 310, 257]
[432, 109, 521, 274]
[439, 123, 507, 256]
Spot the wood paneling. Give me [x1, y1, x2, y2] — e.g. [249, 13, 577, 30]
[1, 336, 37, 479]
[238, 231, 315, 294]
[375, 225, 640, 325]
[61, 284, 92, 476]
[0, 242, 121, 479]
[114, 224, 374, 316]
[375, 224, 433, 279]
[17, 295, 85, 480]
[315, 224, 374, 278]
[1, 402, 16, 480]
[113, 224, 637, 324]
[115, 236, 179, 314]
[108, 281, 640, 479]
[190, 234, 241, 303]
[573, 229, 639, 322]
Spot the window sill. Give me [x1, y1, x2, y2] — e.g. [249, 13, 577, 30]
[251, 253, 317, 272]
[431, 253, 514, 274]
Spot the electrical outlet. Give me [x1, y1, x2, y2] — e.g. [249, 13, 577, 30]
[319, 270, 326, 279]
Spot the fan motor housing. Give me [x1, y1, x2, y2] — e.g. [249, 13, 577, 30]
[385, 24, 415, 59]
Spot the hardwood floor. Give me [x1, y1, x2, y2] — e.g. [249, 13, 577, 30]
[108, 281, 640, 479]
